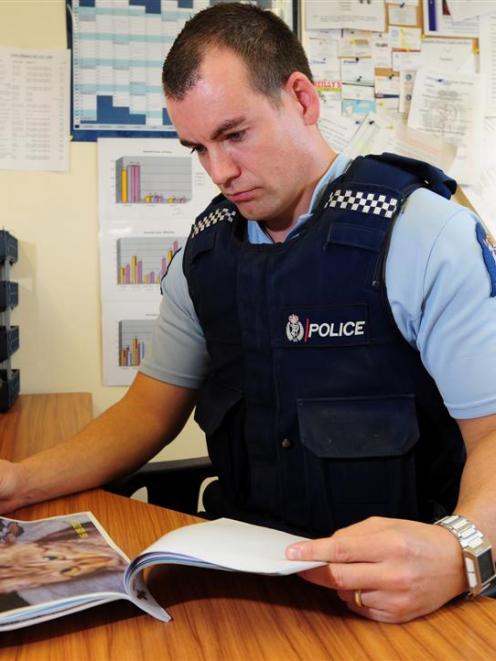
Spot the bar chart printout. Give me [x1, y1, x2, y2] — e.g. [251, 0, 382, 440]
[115, 155, 192, 203]
[119, 319, 154, 367]
[117, 236, 185, 285]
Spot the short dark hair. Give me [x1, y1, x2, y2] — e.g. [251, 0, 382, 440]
[162, 2, 313, 102]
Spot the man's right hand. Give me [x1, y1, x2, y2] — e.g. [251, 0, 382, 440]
[0, 375, 197, 515]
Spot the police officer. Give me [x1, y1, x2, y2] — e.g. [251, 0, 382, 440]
[1, 3, 496, 624]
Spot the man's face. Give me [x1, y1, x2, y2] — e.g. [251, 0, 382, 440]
[166, 48, 315, 227]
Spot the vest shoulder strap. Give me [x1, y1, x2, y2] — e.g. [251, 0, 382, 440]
[189, 193, 237, 239]
[343, 152, 457, 200]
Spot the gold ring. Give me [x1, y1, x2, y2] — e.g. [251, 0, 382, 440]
[354, 589, 363, 608]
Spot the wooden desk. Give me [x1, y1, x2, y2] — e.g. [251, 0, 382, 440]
[1, 395, 496, 660]
[0, 393, 93, 460]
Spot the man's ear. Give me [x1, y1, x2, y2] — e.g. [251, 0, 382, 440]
[283, 71, 320, 125]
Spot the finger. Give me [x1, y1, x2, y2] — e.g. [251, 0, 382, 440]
[298, 561, 389, 591]
[347, 603, 401, 623]
[337, 589, 363, 606]
[347, 600, 422, 624]
[342, 589, 425, 623]
[287, 529, 396, 564]
[337, 589, 390, 611]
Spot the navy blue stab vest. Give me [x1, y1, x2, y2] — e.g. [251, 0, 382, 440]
[183, 153, 466, 537]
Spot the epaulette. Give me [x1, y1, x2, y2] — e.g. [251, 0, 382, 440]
[324, 188, 400, 219]
[190, 204, 237, 238]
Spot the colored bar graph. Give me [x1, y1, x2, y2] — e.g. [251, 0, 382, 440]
[115, 155, 192, 204]
[117, 237, 185, 285]
[118, 319, 154, 367]
[119, 335, 145, 367]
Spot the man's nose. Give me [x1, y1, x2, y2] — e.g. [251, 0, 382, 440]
[208, 147, 240, 187]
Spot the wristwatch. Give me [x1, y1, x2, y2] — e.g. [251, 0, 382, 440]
[435, 514, 496, 597]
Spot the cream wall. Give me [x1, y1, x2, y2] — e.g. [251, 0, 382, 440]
[0, 0, 206, 461]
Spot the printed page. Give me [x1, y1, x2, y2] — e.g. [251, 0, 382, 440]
[371, 32, 392, 68]
[423, 0, 479, 37]
[462, 165, 496, 237]
[305, 0, 386, 33]
[0, 47, 69, 172]
[341, 58, 375, 85]
[446, 0, 496, 22]
[0, 595, 123, 632]
[343, 113, 395, 159]
[461, 118, 496, 237]
[0, 512, 127, 624]
[304, 28, 341, 78]
[319, 113, 362, 152]
[479, 14, 496, 117]
[389, 25, 422, 50]
[0, 511, 168, 628]
[97, 137, 218, 385]
[387, 2, 418, 27]
[421, 38, 476, 74]
[389, 121, 456, 172]
[125, 517, 326, 585]
[343, 112, 455, 172]
[407, 68, 483, 184]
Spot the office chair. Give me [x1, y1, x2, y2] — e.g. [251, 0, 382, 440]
[104, 456, 217, 516]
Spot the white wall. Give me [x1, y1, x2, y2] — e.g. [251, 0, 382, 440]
[0, 0, 206, 461]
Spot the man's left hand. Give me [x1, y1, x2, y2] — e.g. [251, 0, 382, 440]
[286, 516, 468, 623]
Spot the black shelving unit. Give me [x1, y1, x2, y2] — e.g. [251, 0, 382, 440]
[0, 230, 20, 411]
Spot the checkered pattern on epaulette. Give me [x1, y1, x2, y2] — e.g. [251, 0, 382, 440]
[325, 189, 399, 219]
[191, 207, 237, 238]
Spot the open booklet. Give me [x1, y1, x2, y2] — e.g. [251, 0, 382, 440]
[0, 512, 325, 631]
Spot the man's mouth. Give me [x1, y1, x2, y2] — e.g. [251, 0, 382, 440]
[226, 189, 257, 203]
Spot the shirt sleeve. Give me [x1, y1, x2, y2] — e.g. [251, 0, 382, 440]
[386, 189, 496, 419]
[139, 249, 210, 389]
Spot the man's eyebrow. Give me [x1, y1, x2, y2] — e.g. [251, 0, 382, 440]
[179, 116, 247, 149]
[210, 116, 246, 141]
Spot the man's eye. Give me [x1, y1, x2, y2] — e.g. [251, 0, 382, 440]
[190, 145, 206, 155]
[228, 131, 244, 142]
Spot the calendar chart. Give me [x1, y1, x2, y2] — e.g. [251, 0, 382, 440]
[70, 0, 293, 139]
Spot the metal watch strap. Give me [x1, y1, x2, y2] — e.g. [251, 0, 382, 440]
[435, 514, 496, 597]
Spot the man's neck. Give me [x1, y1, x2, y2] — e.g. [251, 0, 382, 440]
[262, 149, 338, 243]
[263, 225, 294, 244]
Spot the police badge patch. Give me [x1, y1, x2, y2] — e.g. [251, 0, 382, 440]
[286, 314, 304, 342]
[476, 222, 496, 297]
[279, 306, 369, 347]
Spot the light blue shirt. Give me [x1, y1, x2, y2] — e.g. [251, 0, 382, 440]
[141, 154, 496, 420]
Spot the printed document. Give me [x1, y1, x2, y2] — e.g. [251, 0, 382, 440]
[480, 14, 496, 117]
[461, 119, 496, 238]
[407, 69, 483, 184]
[446, 0, 496, 23]
[305, 0, 386, 33]
[0, 47, 69, 172]
[423, 0, 479, 37]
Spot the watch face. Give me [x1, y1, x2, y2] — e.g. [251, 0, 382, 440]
[478, 548, 495, 583]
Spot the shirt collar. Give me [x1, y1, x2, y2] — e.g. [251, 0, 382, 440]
[246, 153, 350, 244]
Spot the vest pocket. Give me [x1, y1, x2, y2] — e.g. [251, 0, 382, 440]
[327, 222, 386, 252]
[297, 395, 419, 458]
[296, 395, 420, 528]
[194, 381, 248, 502]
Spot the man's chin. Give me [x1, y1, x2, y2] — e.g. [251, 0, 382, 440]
[230, 198, 272, 220]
